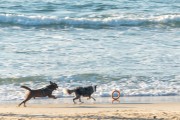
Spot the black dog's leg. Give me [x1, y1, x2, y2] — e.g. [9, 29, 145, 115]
[73, 95, 80, 104]
[48, 94, 57, 99]
[91, 96, 96, 101]
[79, 97, 84, 103]
[87, 96, 96, 101]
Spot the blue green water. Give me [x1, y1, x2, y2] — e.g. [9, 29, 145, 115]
[0, 0, 180, 101]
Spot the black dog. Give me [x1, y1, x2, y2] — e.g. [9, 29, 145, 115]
[66, 85, 97, 104]
[19, 81, 58, 107]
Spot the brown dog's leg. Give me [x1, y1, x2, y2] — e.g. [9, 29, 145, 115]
[18, 101, 23, 107]
[19, 96, 32, 107]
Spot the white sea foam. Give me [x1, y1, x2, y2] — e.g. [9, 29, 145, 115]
[0, 74, 179, 102]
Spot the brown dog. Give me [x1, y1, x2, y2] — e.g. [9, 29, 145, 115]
[18, 81, 58, 107]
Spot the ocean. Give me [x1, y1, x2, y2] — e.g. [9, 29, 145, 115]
[0, 0, 180, 102]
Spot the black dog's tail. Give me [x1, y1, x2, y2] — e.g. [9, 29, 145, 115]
[21, 86, 31, 91]
[65, 89, 75, 94]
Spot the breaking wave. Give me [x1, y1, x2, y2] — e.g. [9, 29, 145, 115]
[0, 74, 179, 102]
[0, 14, 180, 28]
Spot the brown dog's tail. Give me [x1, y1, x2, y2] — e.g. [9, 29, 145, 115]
[65, 89, 75, 94]
[21, 86, 31, 91]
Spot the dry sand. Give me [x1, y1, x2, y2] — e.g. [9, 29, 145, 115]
[0, 102, 180, 120]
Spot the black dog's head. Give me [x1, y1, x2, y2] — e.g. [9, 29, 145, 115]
[49, 81, 58, 90]
[93, 85, 97, 92]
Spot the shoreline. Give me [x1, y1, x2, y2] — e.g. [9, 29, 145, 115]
[0, 103, 180, 120]
[2, 96, 180, 104]
[0, 96, 180, 120]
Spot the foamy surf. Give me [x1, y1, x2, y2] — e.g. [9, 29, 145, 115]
[0, 74, 179, 102]
[0, 14, 179, 28]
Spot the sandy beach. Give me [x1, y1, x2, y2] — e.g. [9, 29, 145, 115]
[0, 97, 180, 120]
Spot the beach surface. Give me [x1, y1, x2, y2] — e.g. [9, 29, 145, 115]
[0, 97, 180, 120]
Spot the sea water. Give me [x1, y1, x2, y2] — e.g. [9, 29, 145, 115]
[0, 0, 180, 102]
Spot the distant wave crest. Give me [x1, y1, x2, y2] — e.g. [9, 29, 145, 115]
[0, 14, 180, 28]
